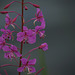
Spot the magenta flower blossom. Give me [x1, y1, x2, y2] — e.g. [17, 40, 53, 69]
[17, 26, 36, 44]
[39, 43, 48, 51]
[0, 37, 6, 50]
[35, 26, 45, 38]
[3, 45, 21, 60]
[4, 52, 15, 60]
[17, 58, 36, 74]
[36, 8, 44, 22]
[0, 29, 13, 40]
[5, 14, 18, 29]
[34, 8, 45, 29]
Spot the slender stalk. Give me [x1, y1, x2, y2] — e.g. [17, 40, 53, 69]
[24, 18, 36, 24]
[35, 67, 44, 75]
[0, 64, 18, 67]
[22, 47, 39, 57]
[8, 11, 22, 16]
[13, 23, 21, 30]
[14, 57, 19, 64]
[4, 70, 8, 75]
[19, 0, 24, 75]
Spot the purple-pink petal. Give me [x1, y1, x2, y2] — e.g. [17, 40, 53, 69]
[41, 20, 45, 29]
[40, 43, 48, 51]
[5, 14, 10, 25]
[23, 26, 28, 32]
[21, 58, 27, 65]
[4, 52, 15, 59]
[0, 45, 3, 50]
[27, 35, 36, 44]
[5, 25, 9, 29]
[28, 59, 36, 65]
[14, 51, 22, 57]
[35, 25, 43, 31]
[27, 29, 36, 44]
[10, 45, 17, 51]
[37, 8, 43, 17]
[0, 37, 5, 50]
[37, 8, 41, 15]
[17, 67, 24, 72]
[17, 32, 25, 42]
[0, 29, 5, 32]
[2, 45, 11, 51]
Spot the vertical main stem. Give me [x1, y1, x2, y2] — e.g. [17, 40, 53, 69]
[19, 0, 24, 75]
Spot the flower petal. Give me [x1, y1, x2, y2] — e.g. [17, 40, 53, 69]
[5, 14, 10, 24]
[10, 45, 17, 51]
[39, 43, 48, 51]
[23, 26, 28, 31]
[21, 58, 27, 65]
[28, 58, 36, 65]
[17, 67, 24, 72]
[17, 32, 25, 42]
[2, 45, 11, 51]
[15, 51, 22, 57]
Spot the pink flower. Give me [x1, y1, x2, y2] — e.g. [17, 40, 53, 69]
[17, 58, 36, 74]
[35, 26, 45, 38]
[39, 43, 48, 51]
[17, 26, 36, 44]
[0, 29, 13, 40]
[5, 14, 18, 29]
[34, 8, 45, 29]
[3, 45, 21, 60]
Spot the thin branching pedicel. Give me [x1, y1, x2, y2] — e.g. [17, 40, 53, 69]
[0, 0, 48, 75]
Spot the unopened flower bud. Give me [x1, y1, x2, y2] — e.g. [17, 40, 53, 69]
[12, 15, 18, 23]
[33, 4, 40, 8]
[39, 43, 48, 51]
[0, 11, 8, 14]
[4, 4, 11, 9]
[25, 6, 28, 10]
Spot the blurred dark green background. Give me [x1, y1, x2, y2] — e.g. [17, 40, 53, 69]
[0, 0, 75, 75]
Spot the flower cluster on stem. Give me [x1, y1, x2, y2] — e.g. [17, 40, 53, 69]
[0, 0, 48, 75]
